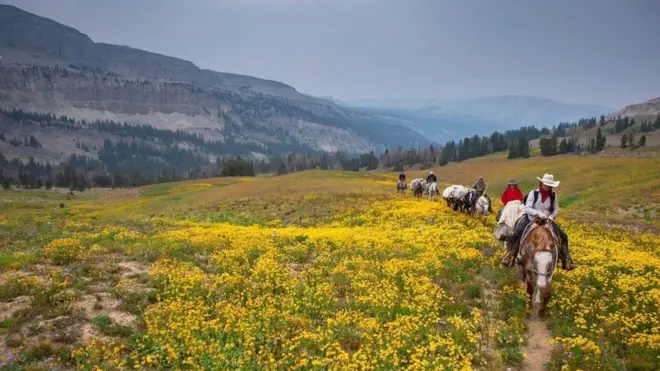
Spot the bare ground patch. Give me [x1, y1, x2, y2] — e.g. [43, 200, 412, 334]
[0, 296, 31, 321]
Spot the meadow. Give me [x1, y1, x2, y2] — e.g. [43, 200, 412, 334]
[0, 154, 658, 370]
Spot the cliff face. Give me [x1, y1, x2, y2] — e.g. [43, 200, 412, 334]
[0, 4, 431, 159]
[0, 64, 390, 154]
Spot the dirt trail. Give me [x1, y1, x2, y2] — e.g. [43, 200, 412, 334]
[521, 318, 553, 371]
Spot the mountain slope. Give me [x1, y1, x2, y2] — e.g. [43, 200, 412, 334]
[440, 95, 614, 127]
[352, 107, 510, 143]
[0, 4, 431, 160]
[610, 96, 660, 119]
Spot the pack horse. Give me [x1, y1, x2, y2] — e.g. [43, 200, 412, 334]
[397, 180, 407, 193]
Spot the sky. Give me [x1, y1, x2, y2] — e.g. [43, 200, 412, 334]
[3, 0, 660, 108]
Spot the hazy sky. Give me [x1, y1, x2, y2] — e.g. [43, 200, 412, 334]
[4, 0, 660, 107]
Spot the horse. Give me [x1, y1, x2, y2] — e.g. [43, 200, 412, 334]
[427, 182, 439, 201]
[442, 185, 461, 207]
[494, 200, 526, 255]
[410, 178, 427, 198]
[519, 217, 560, 318]
[462, 189, 479, 214]
[447, 185, 469, 211]
[474, 194, 491, 221]
[397, 180, 407, 193]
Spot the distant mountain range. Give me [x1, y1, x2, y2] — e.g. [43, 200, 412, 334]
[347, 96, 616, 142]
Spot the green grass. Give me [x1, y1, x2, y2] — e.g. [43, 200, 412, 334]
[91, 315, 133, 338]
[0, 252, 36, 270]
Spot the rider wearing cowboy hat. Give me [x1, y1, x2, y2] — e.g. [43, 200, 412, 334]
[503, 173, 576, 270]
[426, 171, 437, 184]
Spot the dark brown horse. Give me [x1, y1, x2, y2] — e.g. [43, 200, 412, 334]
[519, 217, 559, 318]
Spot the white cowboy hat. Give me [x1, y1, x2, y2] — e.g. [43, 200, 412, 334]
[536, 173, 560, 188]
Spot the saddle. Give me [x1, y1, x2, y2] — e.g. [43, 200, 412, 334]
[516, 218, 561, 261]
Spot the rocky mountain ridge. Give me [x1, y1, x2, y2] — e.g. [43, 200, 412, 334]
[610, 96, 660, 119]
[0, 4, 431, 160]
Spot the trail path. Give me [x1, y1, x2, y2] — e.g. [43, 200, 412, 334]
[521, 316, 553, 371]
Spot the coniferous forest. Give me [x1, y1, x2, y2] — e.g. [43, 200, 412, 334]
[1, 108, 657, 190]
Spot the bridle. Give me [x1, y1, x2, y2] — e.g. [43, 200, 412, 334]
[532, 247, 558, 278]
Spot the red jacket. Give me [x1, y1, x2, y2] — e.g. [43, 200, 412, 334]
[501, 186, 524, 205]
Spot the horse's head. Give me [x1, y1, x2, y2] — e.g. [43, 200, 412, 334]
[522, 219, 559, 314]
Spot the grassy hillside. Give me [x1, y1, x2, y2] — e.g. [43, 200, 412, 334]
[0, 155, 658, 370]
[408, 153, 660, 229]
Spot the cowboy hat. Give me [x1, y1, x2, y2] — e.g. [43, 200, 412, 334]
[508, 179, 517, 185]
[536, 173, 560, 188]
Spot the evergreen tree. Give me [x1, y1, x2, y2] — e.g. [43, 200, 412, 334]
[539, 135, 558, 156]
[558, 138, 568, 154]
[628, 133, 636, 149]
[620, 134, 628, 148]
[518, 137, 530, 158]
[639, 135, 646, 147]
[596, 128, 606, 151]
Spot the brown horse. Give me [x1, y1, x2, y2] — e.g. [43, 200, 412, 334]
[519, 217, 560, 318]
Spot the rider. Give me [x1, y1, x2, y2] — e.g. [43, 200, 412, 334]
[472, 176, 492, 212]
[503, 173, 576, 271]
[498, 179, 524, 220]
[426, 171, 437, 184]
[399, 172, 406, 182]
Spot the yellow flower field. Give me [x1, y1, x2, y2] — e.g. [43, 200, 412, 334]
[0, 168, 659, 370]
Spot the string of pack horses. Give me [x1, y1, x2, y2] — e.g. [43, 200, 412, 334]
[396, 171, 577, 316]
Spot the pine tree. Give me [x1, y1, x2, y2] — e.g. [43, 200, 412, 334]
[620, 134, 628, 148]
[628, 133, 636, 149]
[507, 141, 519, 159]
[519, 138, 530, 158]
[558, 138, 568, 154]
[595, 128, 606, 151]
[639, 135, 646, 147]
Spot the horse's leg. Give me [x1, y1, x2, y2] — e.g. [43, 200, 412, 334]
[526, 280, 534, 314]
[540, 286, 552, 318]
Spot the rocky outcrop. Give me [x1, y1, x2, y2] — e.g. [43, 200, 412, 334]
[610, 97, 660, 119]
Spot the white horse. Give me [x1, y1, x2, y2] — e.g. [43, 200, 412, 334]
[447, 185, 469, 211]
[397, 180, 407, 193]
[442, 185, 461, 206]
[474, 194, 491, 220]
[410, 178, 428, 198]
[427, 182, 439, 201]
[493, 200, 526, 263]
